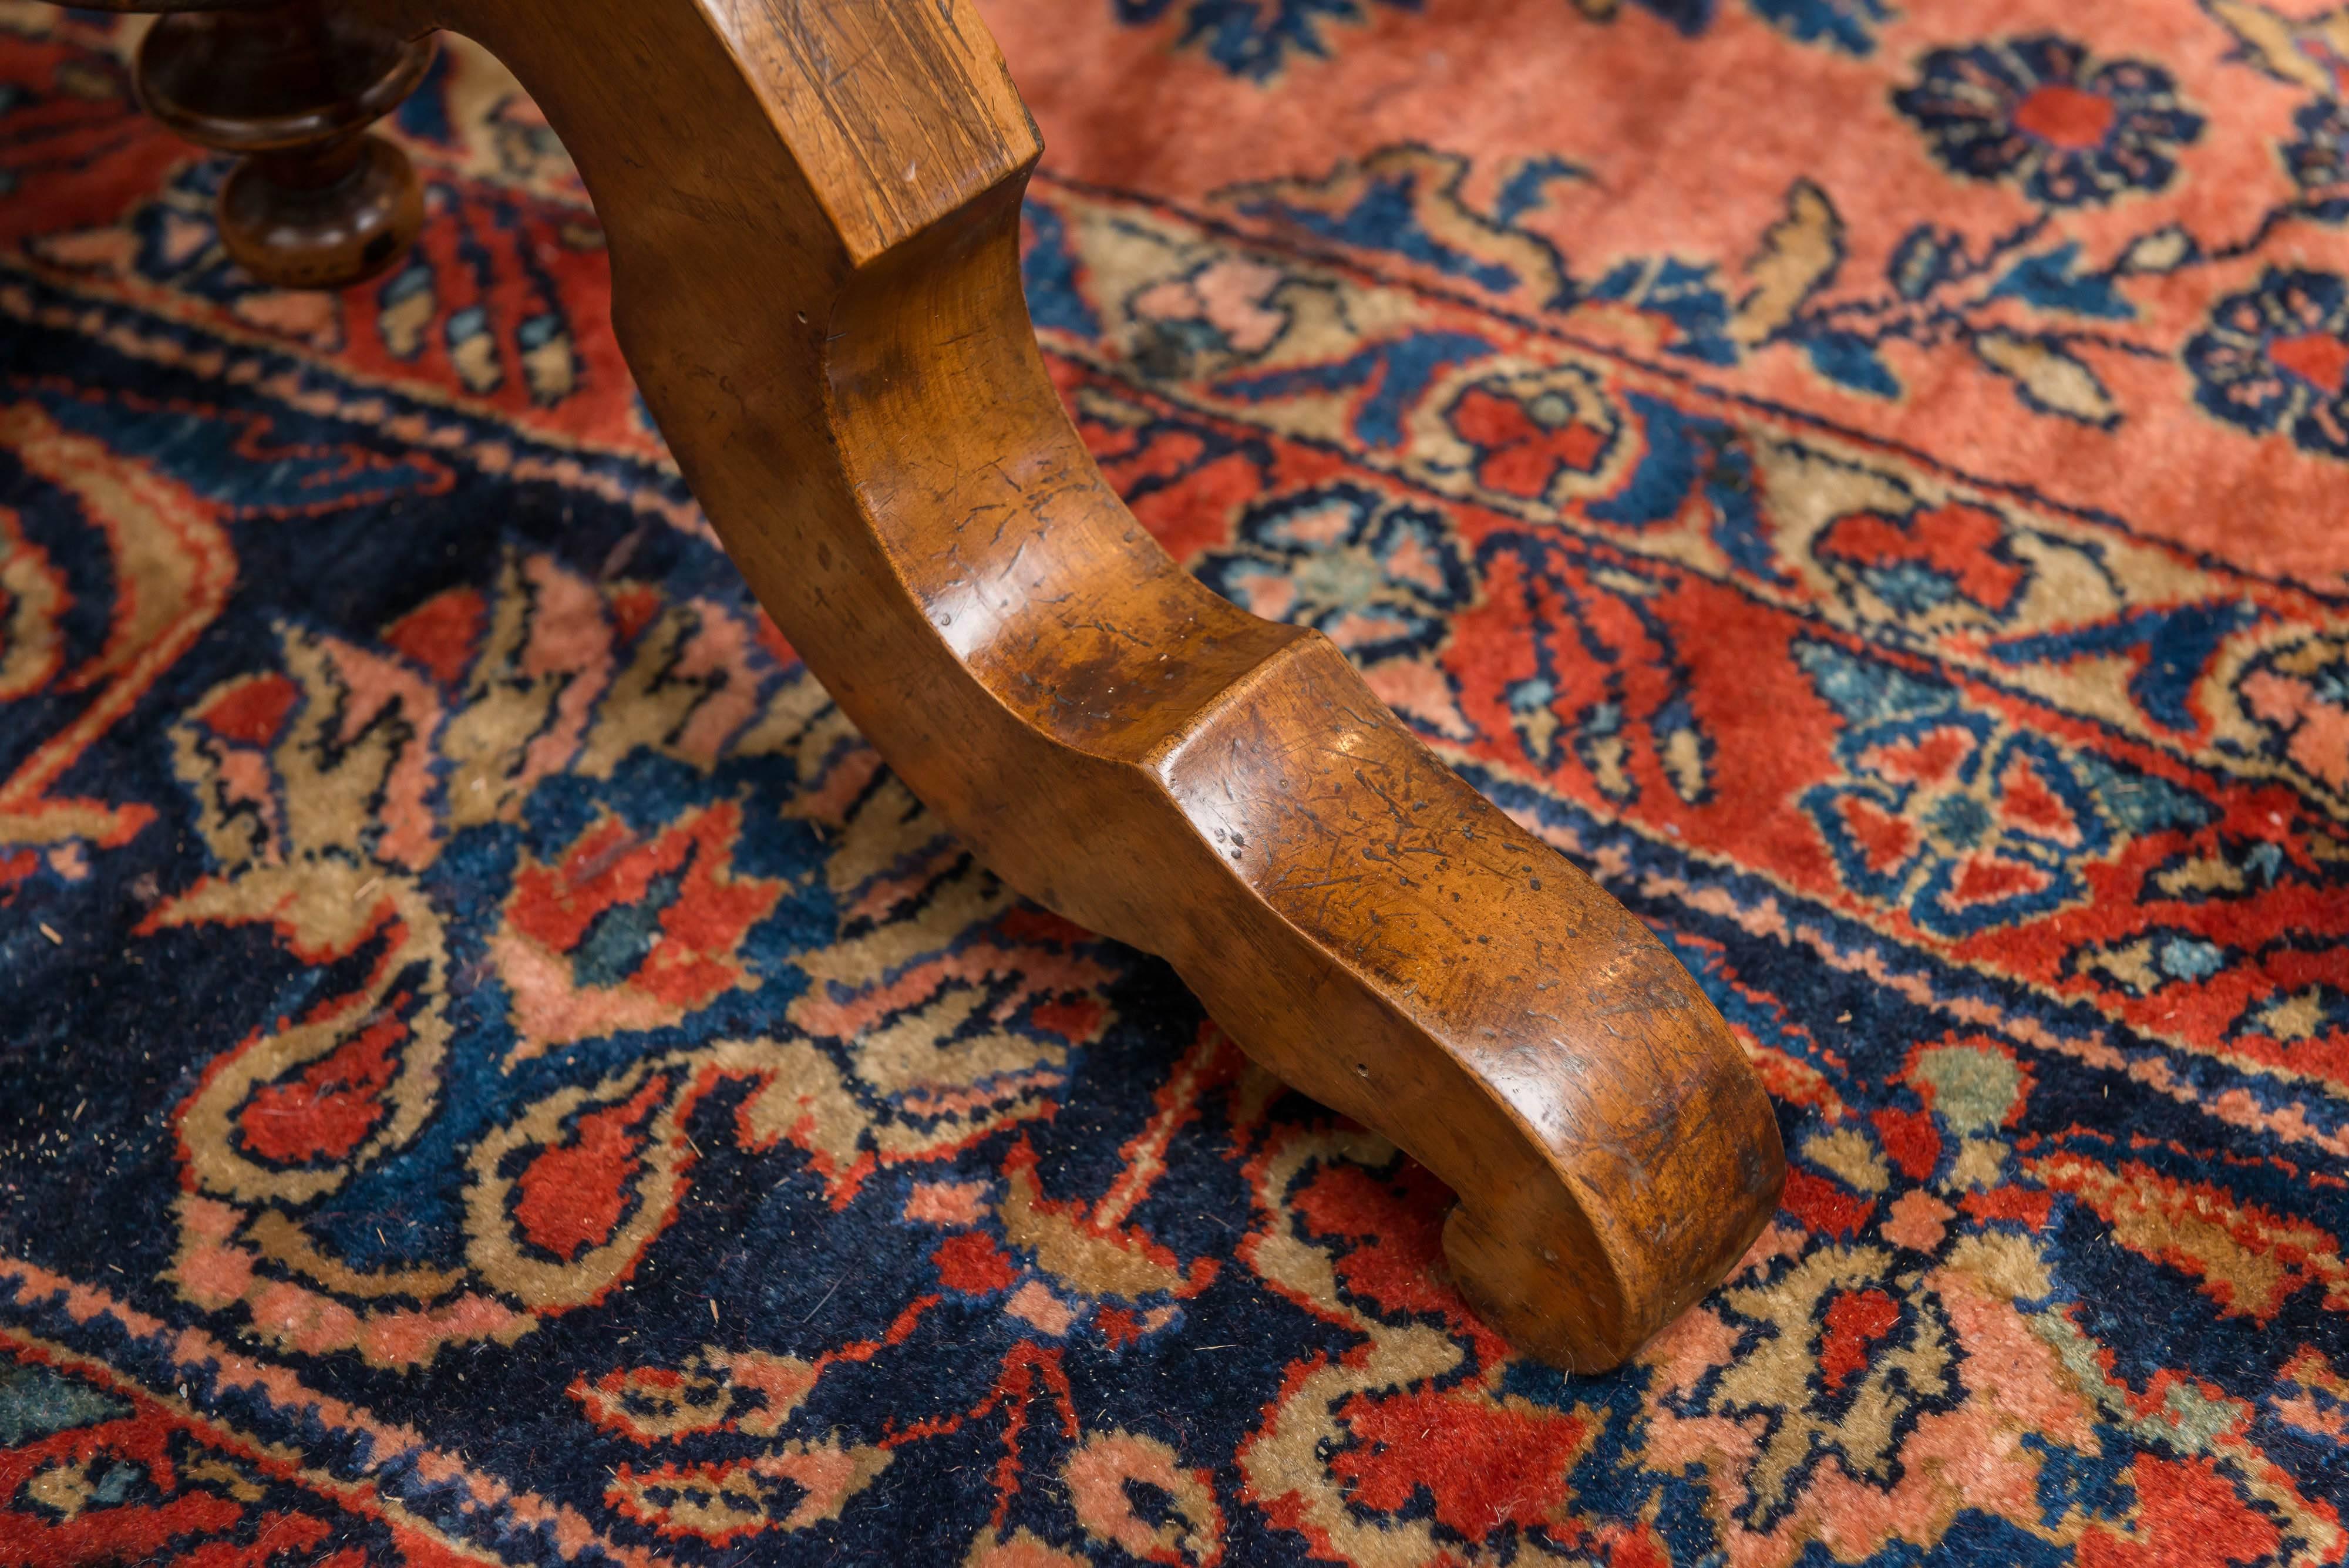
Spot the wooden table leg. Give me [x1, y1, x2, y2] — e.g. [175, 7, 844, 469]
[92, 0, 1786, 1371]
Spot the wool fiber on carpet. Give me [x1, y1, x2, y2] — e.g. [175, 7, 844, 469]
[4, 1, 2349, 1563]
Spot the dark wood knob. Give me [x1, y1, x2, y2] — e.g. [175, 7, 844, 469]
[134, 0, 435, 288]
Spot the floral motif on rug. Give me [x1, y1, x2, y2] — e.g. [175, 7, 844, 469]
[2, 1, 2347, 1563]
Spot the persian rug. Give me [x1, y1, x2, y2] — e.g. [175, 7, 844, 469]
[4, 0, 2349, 1562]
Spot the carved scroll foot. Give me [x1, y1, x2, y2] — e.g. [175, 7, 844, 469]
[68, 0, 1788, 1368]
[375, 0, 1784, 1370]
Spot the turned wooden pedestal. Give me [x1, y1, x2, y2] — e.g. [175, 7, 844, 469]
[86, 0, 433, 286]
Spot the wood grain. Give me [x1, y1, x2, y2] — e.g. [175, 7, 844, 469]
[143, 0, 1790, 1369]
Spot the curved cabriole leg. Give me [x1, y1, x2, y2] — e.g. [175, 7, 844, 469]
[129, 0, 434, 287]
[312, 0, 1781, 1368]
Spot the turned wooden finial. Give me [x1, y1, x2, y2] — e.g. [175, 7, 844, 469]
[130, 0, 435, 288]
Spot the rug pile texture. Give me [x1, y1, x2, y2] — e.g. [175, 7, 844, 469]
[4, 0, 2349, 1562]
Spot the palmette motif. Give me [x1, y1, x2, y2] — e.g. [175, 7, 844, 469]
[2, 1, 2348, 1563]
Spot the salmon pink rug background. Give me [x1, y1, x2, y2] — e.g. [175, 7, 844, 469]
[4, 1, 2348, 1563]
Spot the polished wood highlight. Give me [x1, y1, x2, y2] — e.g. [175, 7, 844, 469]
[71, 0, 1786, 1371]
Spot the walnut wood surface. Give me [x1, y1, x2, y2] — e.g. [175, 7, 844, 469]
[129, 0, 1788, 1368]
